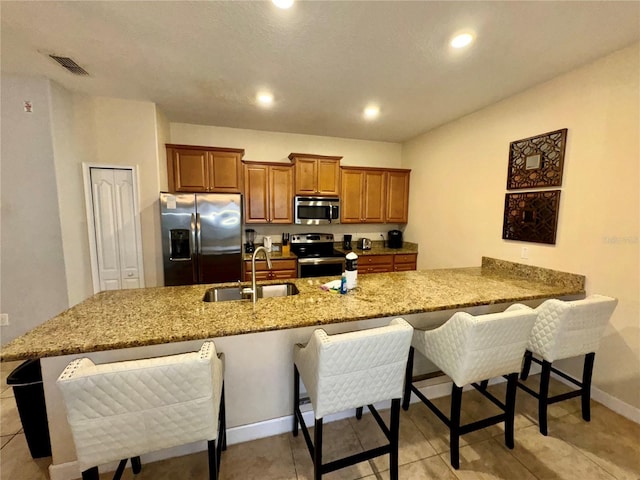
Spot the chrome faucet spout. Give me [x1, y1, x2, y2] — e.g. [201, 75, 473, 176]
[246, 246, 272, 304]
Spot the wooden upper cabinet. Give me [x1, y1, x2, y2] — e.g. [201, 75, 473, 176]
[289, 153, 341, 196]
[243, 162, 293, 224]
[340, 168, 385, 223]
[171, 148, 209, 192]
[167, 144, 244, 193]
[386, 170, 410, 223]
[340, 167, 410, 224]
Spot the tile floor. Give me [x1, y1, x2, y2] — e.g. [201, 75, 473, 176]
[1, 359, 639, 480]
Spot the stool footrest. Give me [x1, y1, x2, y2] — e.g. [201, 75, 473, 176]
[322, 445, 391, 475]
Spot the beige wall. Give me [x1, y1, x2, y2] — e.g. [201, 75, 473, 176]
[170, 123, 402, 168]
[402, 44, 640, 408]
[1, 75, 69, 343]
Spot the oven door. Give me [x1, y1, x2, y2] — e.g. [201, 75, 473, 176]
[297, 257, 345, 278]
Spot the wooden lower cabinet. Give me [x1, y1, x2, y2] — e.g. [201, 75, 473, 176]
[359, 255, 394, 274]
[393, 253, 417, 271]
[243, 259, 297, 281]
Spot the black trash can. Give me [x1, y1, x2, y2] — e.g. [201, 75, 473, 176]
[7, 359, 52, 458]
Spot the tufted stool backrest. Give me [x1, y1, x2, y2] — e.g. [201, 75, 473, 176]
[57, 342, 223, 472]
[528, 295, 618, 362]
[413, 308, 537, 387]
[294, 318, 413, 419]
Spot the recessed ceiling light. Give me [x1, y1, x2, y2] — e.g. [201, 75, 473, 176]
[272, 0, 294, 9]
[450, 32, 474, 49]
[363, 105, 380, 120]
[257, 92, 274, 106]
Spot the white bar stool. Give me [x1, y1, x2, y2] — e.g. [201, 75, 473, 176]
[516, 294, 618, 435]
[402, 307, 537, 469]
[293, 318, 413, 480]
[57, 341, 226, 480]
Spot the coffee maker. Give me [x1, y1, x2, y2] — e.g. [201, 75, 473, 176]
[343, 234, 352, 250]
[245, 229, 256, 253]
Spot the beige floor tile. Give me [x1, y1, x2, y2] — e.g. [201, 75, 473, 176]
[97, 451, 210, 479]
[0, 433, 51, 480]
[349, 408, 437, 473]
[0, 385, 14, 399]
[363, 455, 457, 480]
[550, 403, 640, 480]
[292, 418, 374, 480]
[1, 435, 15, 448]
[405, 395, 493, 455]
[1, 396, 23, 436]
[220, 433, 297, 480]
[445, 437, 537, 479]
[507, 423, 617, 479]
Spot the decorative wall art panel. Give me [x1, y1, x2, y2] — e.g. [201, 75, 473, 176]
[506, 129, 567, 190]
[502, 190, 561, 244]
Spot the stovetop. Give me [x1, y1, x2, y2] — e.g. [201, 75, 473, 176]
[290, 233, 343, 259]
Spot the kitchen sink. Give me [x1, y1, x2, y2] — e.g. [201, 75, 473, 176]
[203, 283, 299, 302]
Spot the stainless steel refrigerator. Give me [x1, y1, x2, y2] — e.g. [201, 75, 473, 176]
[160, 193, 243, 286]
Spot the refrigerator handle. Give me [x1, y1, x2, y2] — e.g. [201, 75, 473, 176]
[196, 213, 203, 282]
[190, 213, 198, 283]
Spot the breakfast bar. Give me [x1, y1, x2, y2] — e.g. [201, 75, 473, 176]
[0, 257, 585, 480]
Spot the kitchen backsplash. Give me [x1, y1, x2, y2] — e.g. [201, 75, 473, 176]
[244, 223, 405, 245]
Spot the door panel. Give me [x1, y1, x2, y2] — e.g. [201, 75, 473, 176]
[91, 171, 121, 291]
[269, 166, 293, 223]
[173, 149, 208, 192]
[160, 193, 196, 286]
[113, 170, 140, 287]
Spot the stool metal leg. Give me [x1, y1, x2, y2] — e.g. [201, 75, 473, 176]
[449, 384, 463, 469]
[402, 347, 415, 411]
[504, 373, 517, 449]
[293, 366, 300, 436]
[131, 456, 141, 474]
[521, 350, 533, 380]
[314, 418, 323, 480]
[81, 467, 99, 480]
[389, 399, 401, 480]
[355, 407, 363, 420]
[208, 440, 218, 480]
[582, 353, 595, 422]
[538, 360, 552, 436]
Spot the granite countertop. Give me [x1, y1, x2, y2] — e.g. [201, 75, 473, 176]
[0, 257, 585, 362]
[335, 241, 419, 256]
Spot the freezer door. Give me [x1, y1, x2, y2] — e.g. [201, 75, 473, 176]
[160, 193, 197, 286]
[196, 194, 243, 284]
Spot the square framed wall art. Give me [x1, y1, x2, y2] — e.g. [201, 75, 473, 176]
[506, 128, 567, 190]
[502, 190, 561, 244]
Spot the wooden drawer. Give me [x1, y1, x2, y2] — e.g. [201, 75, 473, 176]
[244, 269, 297, 281]
[394, 253, 417, 264]
[360, 255, 394, 265]
[361, 265, 393, 274]
[394, 263, 416, 272]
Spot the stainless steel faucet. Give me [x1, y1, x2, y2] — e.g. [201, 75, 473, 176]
[243, 246, 272, 304]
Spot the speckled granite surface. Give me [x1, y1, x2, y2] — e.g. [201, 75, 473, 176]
[0, 257, 584, 362]
[334, 241, 418, 256]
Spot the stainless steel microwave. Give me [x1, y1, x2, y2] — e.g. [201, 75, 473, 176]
[294, 196, 340, 225]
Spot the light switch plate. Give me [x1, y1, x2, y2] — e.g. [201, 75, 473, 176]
[0, 313, 8, 326]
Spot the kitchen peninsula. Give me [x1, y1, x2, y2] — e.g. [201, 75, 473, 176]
[1, 257, 585, 480]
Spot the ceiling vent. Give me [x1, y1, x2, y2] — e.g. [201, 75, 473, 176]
[49, 55, 89, 76]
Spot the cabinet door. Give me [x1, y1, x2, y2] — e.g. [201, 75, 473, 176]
[316, 159, 340, 196]
[209, 151, 242, 193]
[269, 166, 294, 223]
[340, 169, 365, 223]
[294, 158, 318, 195]
[363, 170, 386, 223]
[172, 149, 209, 192]
[244, 164, 269, 223]
[386, 170, 410, 223]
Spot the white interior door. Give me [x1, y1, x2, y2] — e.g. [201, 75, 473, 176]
[89, 167, 144, 291]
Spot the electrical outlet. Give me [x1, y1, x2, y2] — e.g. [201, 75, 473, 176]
[0, 314, 8, 326]
[521, 247, 529, 259]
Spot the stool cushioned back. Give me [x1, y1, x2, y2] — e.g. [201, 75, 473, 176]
[57, 342, 223, 472]
[295, 318, 413, 419]
[413, 309, 537, 386]
[527, 294, 618, 362]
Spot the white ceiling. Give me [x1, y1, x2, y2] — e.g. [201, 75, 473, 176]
[2, 1, 639, 143]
